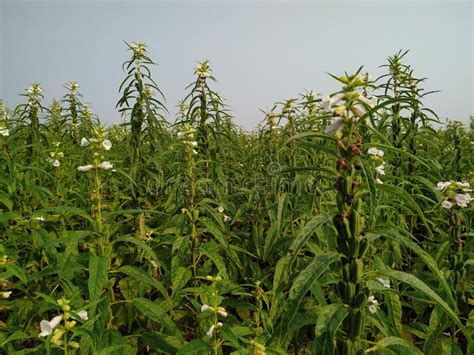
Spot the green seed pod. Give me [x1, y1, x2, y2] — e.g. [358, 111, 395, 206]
[349, 209, 359, 237]
[348, 237, 360, 258]
[343, 217, 353, 239]
[352, 310, 363, 337]
[343, 264, 351, 282]
[359, 238, 369, 258]
[351, 259, 363, 282]
[354, 291, 367, 308]
[345, 282, 356, 301]
[344, 176, 352, 196]
[337, 237, 349, 255]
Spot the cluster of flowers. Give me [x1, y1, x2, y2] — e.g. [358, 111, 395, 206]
[47, 141, 64, 167]
[367, 277, 390, 314]
[367, 147, 385, 184]
[217, 206, 231, 223]
[77, 135, 113, 172]
[27, 83, 43, 107]
[39, 298, 88, 349]
[323, 85, 377, 136]
[0, 125, 8, 137]
[201, 275, 228, 337]
[195, 61, 211, 79]
[436, 181, 472, 209]
[177, 125, 198, 155]
[0, 255, 13, 299]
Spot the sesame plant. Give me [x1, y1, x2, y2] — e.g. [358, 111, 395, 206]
[0, 43, 472, 355]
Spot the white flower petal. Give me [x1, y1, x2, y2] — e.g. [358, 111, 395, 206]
[77, 164, 94, 172]
[77, 310, 88, 320]
[80, 137, 90, 147]
[324, 118, 344, 135]
[98, 161, 113, 170]
[102, 139, 112, 151]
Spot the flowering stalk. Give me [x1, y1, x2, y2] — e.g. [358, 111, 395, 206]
[326, 71, 371, 354]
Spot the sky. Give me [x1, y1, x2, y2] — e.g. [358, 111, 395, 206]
[0, 0, 472, 129]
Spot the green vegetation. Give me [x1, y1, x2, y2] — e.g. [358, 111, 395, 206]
[0, 44, 472, 354]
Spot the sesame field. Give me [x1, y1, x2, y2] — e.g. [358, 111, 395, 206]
[0, 44, 473, 354]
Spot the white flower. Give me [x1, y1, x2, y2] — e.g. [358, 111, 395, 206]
[454, 193, 472, 208]
[375, 178, 383, 184]
[39, 315, 63, 337]
[217, 206, 224, 213]
[367, 295, 379, 314]
[217, 307, 228, 317]
[0, 129, 9, 136]
[368, 148, 384, 157]
[190, 141, 198, 147]
[375, 164, 385, 175]
[376, 277, 390, 288]
[102, 139, 112, 151]
[192, 149, 198, 155]
[324, 118, 344, 135]
[436, 181, 452, 191]
[457, 181, 470, 188]
[34, 216, 45, 221]
[201, 304, 214, 312]
[76, 310, 88, 320]
[441, 200, 453, 209]
[351, 104, 366, 117]
[321, 93, 344, 112]
[357, 95, 377, 108]
[223, 215, 231, 223]
[77, 164, 94, 172]
[1, 291, 12, 299]
[206, 322, 223, 337]
[97, 161, 113, 170]
[80, 137, 90, 147]
[177, 132, 185, 138]
[52, 159, 60, 167]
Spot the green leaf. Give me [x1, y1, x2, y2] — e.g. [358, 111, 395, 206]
[369, 336, 423, 354]
[314, 304, 348, 355]
[133, 298, 184, 342]
[176, 339, 209, 354]
[118, 265, 168, 298]
[88, 256, 109, 302]
[379, 269, 471, 345]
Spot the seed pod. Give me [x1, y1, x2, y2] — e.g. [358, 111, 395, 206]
[352, 310, 363, 336]
[344, 176, 352, 195]
[351, 259, 363, 282]
[337, 237, 349, 255]
[348, 237, 360, 258]
[354, 291, 367, 308]
[343, 217, 353, 239]
[359, 238, 369, 258]
[345, 282, 356, 301]
[342, 264, 351, 282]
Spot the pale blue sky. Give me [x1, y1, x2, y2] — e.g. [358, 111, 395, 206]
[0, 0, 472, 129]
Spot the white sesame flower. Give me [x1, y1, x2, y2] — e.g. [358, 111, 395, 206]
[367, 295, 379, 314]
[223, 215, 231, 223]
[177, 132, 185, 138]
[77, 164, 94, 172]
[52, 159, 60, 167]
[457, 181, 470, 188]
[321, 93, 344, 112]
[357, 95, 377, 108]
[375, 178, 383, 184]
[454, 193, 472, 208]
[39, 315, 63, 337]
[34, 216, 45, 221]
[436, 181, 452, 191]
[441, 200, 453, 209]
[325, 118, 344, 135]
[376, 277, 390, 288]
[190, 141, 198, 147]
[201, 304, 214, 312]
[368, 148, 385, 157]
[192, 149, 198, 155]
[102, 139, 112, 151]
[217, 307, 228, 317]
[206, 324, 216, 337]
[1, 291, 12, 299]
[0, 129, 9, 136]
[375, 164, 385, 175]
[77, 310, 88, 321]
[351, 104, 366, 117]
[217, 206, 224, 213]
[97, 161, 113, 170]
[80, 137, 90, 147]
